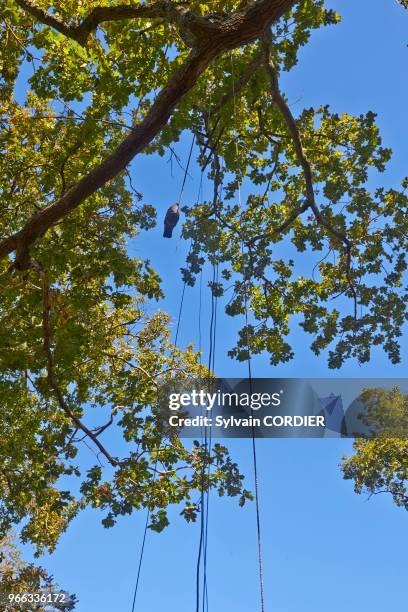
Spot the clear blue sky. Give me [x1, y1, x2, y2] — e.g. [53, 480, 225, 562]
[22, 1, 408, 610]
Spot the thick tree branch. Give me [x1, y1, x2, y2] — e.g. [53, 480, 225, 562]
[15, 0, 296, 48]
[1, 0, 297, 268]
[14, 0, 202, 46]
[1, 48, 215, 267]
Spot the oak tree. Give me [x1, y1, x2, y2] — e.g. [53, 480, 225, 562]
[0, 0, 407, 556]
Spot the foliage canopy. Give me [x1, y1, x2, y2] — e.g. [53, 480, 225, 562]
[0, 0, 407, 554]
[342, 388, 408, 510]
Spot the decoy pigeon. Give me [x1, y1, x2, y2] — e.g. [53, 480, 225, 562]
[163, 203, 180, 238]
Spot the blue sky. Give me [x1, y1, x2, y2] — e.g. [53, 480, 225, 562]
[20, 1, 408, 610]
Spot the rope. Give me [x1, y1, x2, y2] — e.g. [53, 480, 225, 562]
[194, 81, 218, 612]
[130, 453, 159, 612]
[198, 154, 222, 609]
[243, 246, 265, 612]
[231, 51, 265, 612]
[198, 268, 203, 362]
[203, 262, 218, 612]
[174, 132, 198, 344]
[178, 134, 196, 204]
[130, 133, 196, 612]
[196, 259, 218, 612]
[174, 279, 188, 346]
[130, 511, 149, 612]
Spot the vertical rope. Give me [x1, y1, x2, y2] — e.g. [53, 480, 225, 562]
[130, 134, 196, 612]
[196, 262, 215, 612]
[130, 511, 149, 612]
[243, 245, 265, 612]
[231, 51, 265, 612]
[178, 134, 196, 204]
[195, 80, 218, 612]
[202, 260, 218, 612]
[174, 279, 187, 346]
[130, 452, 159, 612]
[198, 269, 203, 362]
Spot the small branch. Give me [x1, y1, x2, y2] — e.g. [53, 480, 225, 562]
[93, 415, 114, 437]
[256, 105, 283, 146]
[39, 267, 119, 467]
[104, 352, 157, 382]
[249, 201, 309, 245]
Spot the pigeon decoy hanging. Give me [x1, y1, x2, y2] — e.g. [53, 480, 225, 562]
[163, 203, 180, 238]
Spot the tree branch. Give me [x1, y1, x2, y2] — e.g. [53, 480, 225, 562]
[14, 0, 201, 47]
[2, 0, 297, 268]
[249, 201, 310, 245]
[261, 33, 358, 319]
[15, 0, 296, 48]
[39, 266, 119, 467]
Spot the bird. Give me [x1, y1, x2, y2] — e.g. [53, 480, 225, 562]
[163, 203, 180, 238]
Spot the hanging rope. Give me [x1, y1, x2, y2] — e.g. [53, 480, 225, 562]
[196, 220, 216, 612]
[130, 511, 149, 612]
[193, 80, 220, 612]
[174, 277, 188, 347]
[203, 172, 222, 612]
[130, 452, 159, 612]
[243, 244, 265, 612]
[130, 133, 196, 612]
[196, 257, 218, 612]
[230, 51, 266, 612]
[178, 134, 195, 204]
[203, 260, 218, 612]
[198, 268, 203, 362]
[174, 133, 197, 343]
[197, 150, 222, 612]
